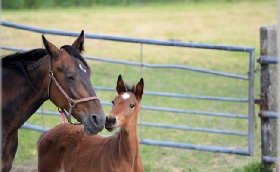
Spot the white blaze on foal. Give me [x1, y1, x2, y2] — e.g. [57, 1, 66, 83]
[122, 93, 130, 100]
[79, 64, 87, 73]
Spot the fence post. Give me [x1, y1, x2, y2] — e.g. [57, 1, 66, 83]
[259, 25, 277, 170]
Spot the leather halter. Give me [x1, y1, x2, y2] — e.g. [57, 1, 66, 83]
[47, 53, 99, 124]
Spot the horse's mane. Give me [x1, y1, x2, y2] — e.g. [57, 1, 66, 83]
[1, 48, 46, 67]
[1, 45, 89, 88]
[1, 48, 47, 89]
[60, 45, 89, 69]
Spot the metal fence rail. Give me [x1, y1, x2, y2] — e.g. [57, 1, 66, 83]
[1, 21, 253, 52]
[2, 21, 255, 156]
[21, 122, 249, 155]
[34, 109, 248, 136]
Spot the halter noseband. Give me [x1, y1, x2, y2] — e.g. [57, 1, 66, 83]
[47, 55, 99, 124]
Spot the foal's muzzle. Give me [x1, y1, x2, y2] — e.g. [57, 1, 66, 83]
[105, 116, 116, 132]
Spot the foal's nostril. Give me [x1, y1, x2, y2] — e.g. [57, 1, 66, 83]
[111, 118, 116, 124]
[106, 117, 116, 124]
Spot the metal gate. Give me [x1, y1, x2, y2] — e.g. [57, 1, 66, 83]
[1, 21, 255, 156]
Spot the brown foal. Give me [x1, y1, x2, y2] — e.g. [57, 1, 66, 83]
[37, 75, 144, 172]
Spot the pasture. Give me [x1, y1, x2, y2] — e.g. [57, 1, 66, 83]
[2, 1, 277, 171]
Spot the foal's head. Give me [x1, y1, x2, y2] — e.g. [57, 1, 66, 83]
[43, 31, 105, 135]
[105, 75, 144, 132]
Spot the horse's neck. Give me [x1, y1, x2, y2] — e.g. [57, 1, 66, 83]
[26, 56, 50, 94]
[2, 56, 49, 131]
[117, 116, 140, 163]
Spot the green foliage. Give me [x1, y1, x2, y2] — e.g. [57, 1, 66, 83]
[2, 0, 266, 9]
[233, 162, 274, 172]
[1, 0, 172, 9]
[2, 0, 25, 9]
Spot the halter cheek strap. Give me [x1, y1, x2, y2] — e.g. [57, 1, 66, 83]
[47, 56, 99, 124]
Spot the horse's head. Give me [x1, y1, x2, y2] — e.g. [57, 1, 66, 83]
[105, 75, 144, 132]
[42, 31, 105, 135]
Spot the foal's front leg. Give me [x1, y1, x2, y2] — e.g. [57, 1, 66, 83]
[1, 130, 18, 172]
[133, 155, 144, 172]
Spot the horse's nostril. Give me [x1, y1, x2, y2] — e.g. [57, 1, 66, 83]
[91, 115, 98, 125]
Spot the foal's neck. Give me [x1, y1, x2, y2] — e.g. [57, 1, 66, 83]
[117, 113, 140, 163]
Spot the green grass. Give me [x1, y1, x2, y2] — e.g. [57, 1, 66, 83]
[233, 162, 274, 172]
[1, 1, 277, 171]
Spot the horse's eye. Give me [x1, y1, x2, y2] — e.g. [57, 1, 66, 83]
[129, 103, 135, 108]
[111, 101, 114, 105]
[66, 74, 75, 81]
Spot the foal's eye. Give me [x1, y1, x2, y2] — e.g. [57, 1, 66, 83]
[66, 74, 75, 81]
[111, 101, 114, 105]
[129, 103, 135, 108]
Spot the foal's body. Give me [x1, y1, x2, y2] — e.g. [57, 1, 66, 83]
[38, 124, 143, 172]
[38, 75, 144, 172]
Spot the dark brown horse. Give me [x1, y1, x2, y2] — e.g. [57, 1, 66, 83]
[37, 75, 144, 172]
[2, 31, 105, 172]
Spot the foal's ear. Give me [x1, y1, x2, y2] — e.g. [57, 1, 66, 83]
[42, 35, 61, 59]
[134, 78, 144, 100]
[116, 75, 127, 94]
[72, 30, 85, 53]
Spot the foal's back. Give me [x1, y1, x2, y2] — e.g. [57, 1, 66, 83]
[38, 123, 121, 172]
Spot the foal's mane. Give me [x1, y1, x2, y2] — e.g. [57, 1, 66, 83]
[1, 45, 89, 88]
[124, 84, 135, 93]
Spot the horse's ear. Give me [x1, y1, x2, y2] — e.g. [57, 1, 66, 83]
[134, 78, 144, 100]
[42, 35, 60, 59]
[116, 75, 127, 94]
[72, 30, 84, 53]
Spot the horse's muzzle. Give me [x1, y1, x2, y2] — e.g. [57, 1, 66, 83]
[83, 113, 105, 135]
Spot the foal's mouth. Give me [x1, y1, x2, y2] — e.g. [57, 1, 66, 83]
[105, 116, 117, 132]
[105, 122, 116, 132]
[105, 126, 115, 132]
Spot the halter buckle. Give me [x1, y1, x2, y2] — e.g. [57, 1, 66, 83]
[69, 99, 76, 107]
[49, 71, 54, 77]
